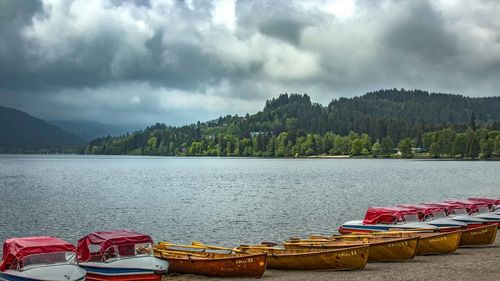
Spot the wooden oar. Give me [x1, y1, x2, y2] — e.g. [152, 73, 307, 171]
[191, 241, 247, 253]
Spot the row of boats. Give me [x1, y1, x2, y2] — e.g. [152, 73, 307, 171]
[0, 197, 498, 280]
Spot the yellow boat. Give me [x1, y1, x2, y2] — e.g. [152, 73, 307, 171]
[283, 236, 419, 262]
[459, 224, 497, 246]
[237, 245, 369, 270]
[365, 230, 462, 255]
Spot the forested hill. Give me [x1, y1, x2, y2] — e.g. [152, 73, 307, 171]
[0, 106, 85, 152]
[327, 89, 500, 140]
[86, 89, 500, 157]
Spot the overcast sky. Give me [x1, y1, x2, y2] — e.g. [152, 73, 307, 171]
[1, 0, 500, 127]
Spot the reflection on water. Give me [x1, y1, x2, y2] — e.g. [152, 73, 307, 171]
[0, 155, 498, 245]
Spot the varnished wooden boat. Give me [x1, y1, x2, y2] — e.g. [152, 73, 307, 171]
[237, 245, 369, 270]
[154, 242, 266, 278]
[283, 236, 418, 262]
[365, 230, 462, 255]
[458, 224, 497, 246]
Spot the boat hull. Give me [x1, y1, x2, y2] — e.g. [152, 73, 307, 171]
[284, 237, 418, 262]
[414, 231, 461, 255]
[360, 237, 418, 262]
[373, 231, 462, 255]
[339, 220, 438, 234]
[79, 256, 167, 281]
[84, 273, 162, 281]
[0, 264, 86, 281]
[459, 224, 497, 246]
[160, 253, 267, 278]
[239, 246, 369, 270]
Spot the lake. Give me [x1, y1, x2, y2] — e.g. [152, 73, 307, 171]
[0, 155, 498, 246]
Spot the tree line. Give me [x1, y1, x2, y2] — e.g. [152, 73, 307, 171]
[85, 91, 500, 159]
[85, 126, 500, 159]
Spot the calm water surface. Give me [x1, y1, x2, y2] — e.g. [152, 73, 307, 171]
[0, 155, 498, 245]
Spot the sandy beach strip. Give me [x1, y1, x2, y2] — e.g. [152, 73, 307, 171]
[163, 232, 500, 281]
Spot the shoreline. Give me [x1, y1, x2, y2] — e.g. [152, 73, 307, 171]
[163, 233, 500, 281]
[1, 153, 500, 161]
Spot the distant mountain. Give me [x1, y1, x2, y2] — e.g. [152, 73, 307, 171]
[85, 89, 500, 156]
[49, 120, 136, 141]
[0, 106, 85, 152]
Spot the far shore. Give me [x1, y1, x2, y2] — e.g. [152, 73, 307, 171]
[163, 233, 500, 281]
[1, 153, 500, 161]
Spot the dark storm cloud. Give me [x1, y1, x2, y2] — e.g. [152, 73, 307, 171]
[1, 0, 500, 126]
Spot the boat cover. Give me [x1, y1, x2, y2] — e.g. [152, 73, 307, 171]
[468, 198, 500, 207]
[0, 236, 76, 271]
[397, 204, 446, 215]
[77, 229, 153, 262]
[363, 207, 419, 224]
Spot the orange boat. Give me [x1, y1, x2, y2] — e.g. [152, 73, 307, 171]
[154, 242, 267, 278]
[237, 245, 369, 270]
[284, 236, 418, 262]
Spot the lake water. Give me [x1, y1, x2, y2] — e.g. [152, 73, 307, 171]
[0, 155, 498, 246]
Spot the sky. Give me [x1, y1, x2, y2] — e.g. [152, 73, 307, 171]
[1, 0, 500, 127]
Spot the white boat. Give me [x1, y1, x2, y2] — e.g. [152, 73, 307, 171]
[339, 207, 441, 234]
[0, 236, 86, 281]
[397, 204, 468, 229]
[76, 229, 167, 281]
[444, 200, 500, 225]
[422, 202, 491, 227]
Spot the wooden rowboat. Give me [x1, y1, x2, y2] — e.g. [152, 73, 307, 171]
[237, 245, 369, 270]
[366, 225, 496, 250]
[362, 230, 462, 255]
[283, 236, 418, 262]
[154, 242, 266, 278]
[458, 224, 497, 246]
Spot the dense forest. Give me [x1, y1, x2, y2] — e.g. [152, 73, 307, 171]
[85, 89, 500, 159]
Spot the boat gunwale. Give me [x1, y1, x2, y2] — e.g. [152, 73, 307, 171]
[237, 245, 370, 257]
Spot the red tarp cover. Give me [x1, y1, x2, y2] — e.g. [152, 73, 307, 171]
[397, 204, 446, 215]
[363, 207, 419, 224]
[422, 202, 468, 215]
[0, 236, 76, 271]
[445, 199, 497, 213]
[76, 230, 153, 262]
[468, 198, 500, 207]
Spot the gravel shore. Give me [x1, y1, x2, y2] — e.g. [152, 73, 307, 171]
[163, 232, 500, 281]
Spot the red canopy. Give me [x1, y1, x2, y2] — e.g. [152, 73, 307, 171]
[468, 198, 500, 207]
[422, 202, 469, 215]
[1, 236, 76, 271]
[397, 204, 446, 215]
[363, 207, 419, 224]
[76, 230, 153, 262]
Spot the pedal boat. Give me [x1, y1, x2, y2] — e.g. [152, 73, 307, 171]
[421, 202, 491, 228]
[76, 230, 167, 281]
[237, 244, 369, 270]
[339, 207, 444, 234]
[283, 236, 418, 262]
[468, 198, 500, 214]
[396, 204, 468, 230]
[0, 236, 86, 281]
[444, 200, 500, 225]
[153, 242, 267, 278]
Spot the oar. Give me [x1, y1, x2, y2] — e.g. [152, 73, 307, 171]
[191, 241, 247, 253]
[157, 249, 208, 258]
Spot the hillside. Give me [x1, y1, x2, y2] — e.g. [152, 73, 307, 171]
[85, 89, 500, 158]
[0, 106, 85, 152]
[49, 120, 136, 141]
